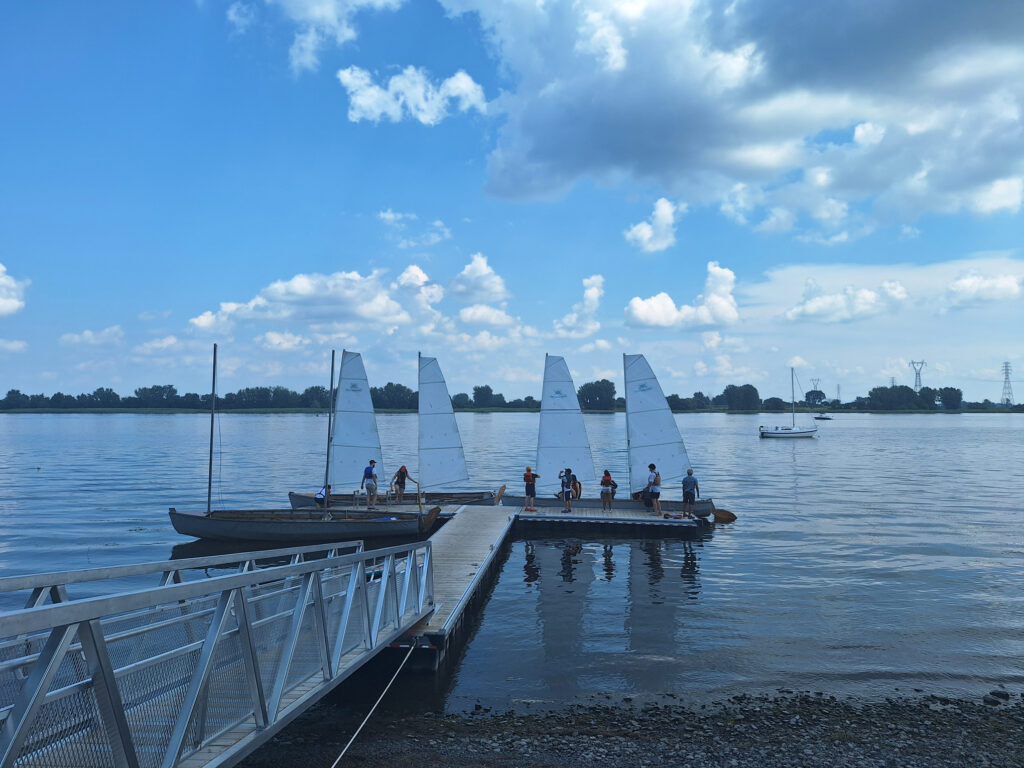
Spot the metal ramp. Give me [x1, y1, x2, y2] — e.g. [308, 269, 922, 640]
[0, 540, 435, 768]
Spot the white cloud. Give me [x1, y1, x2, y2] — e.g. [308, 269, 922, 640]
[579, 338, 611, 353]
[450, 253, 509, 303]
[788, 355, 809, 369]
[554, 274, 604, 338]
[946, 271, 1021, 305]
[337, 66, 486, 125]
[378, 208, 417, 226]
[625, 261, 739, 328]
[900, 225, 921, 239]
[459, 304, 515, 327]
[59, 325, 125, 346]
[971, 177, 1023, 214]
[257, 330, 311, 350]
[396, 265, 429, 287]
[227, 2, 256, 34]
[0, 263, 29, 316]
[754, 207, 795, 233]
[133, 336, 180, 354]
[701, 331, 721, 350]
[853, 121, 886, 146]
[189, 269, 411, 333]
[398, 220, 452, 249]
[783, 278, 908, 323]
[266, 0, 403, 74]
[624, 198, 684, 252]
[0, 339, 27, 352]
[576, 10, 627, 72]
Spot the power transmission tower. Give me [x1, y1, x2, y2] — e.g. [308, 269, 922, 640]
[889, 377, 896, 388]
[810, 378, 821, 391]
[836, 384, 840, 404]
[909, 360, 926, 392]
[1002, 362, 1014, 406]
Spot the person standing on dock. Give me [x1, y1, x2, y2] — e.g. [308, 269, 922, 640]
[600, 470, 618, 510]
[361, 459, 378, 509]
[646, 463, 662, 516]
[559, 468, 576, 513]
[390, 465, 417, 504]
[682, 468, 700, 519]
[523, 466, 540, 511]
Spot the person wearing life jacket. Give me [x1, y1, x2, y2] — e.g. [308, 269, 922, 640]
[523, 465, 540, 511]
[360, 459, 378, 509]
[558, 468, 577, 513]
[599, 470, 618, 510]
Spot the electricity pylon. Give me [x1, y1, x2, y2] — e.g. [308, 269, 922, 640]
[909, 360, 926, 393]
[1002, 362, 1014, 406]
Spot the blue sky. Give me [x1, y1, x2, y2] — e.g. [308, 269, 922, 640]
[2, 0, 1023, 402]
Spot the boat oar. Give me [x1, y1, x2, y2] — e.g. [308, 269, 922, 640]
[712, 503, 737, 523]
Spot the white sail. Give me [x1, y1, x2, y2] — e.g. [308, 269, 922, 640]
[418, 353, 469, 488]
[536, 354, 595, 491]
[624, 353, 691, 494]
[329, 351, 383, 490]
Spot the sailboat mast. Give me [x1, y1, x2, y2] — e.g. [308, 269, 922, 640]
[207, 342, 217, 515]
[790, 367, 796, 427]
[322, 350, 336, 511]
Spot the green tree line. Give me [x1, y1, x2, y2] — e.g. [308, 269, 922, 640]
[1, 379, 1009, 412]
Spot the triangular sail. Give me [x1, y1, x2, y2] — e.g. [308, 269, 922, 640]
[418, 353, 469, 488]
[536, 354, 595, 491]
[624, 353, 691, 494]
[329, 351, 383, 490]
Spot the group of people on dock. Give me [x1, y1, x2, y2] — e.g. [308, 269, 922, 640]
[522, 464, 700, 518]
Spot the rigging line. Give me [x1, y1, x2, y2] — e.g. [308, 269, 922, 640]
[330, 642, 416, 767]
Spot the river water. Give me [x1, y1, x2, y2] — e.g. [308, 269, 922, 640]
[0, 412, 1021, 710]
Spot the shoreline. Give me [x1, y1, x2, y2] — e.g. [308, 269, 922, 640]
[239, 691, 1023, 767]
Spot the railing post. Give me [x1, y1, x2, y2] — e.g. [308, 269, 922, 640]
[77, 618, 141, 768]
[161, 589, 235, 768]
[0, 623, 78, 768]
[310, 572, 333, 681]
[231, 588, 268, 728]
[369, 555, 393, 642]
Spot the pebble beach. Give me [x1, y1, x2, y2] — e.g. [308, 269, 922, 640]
[240, 691, 1024, 767]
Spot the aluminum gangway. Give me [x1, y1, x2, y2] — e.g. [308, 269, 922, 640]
[0, 540, 435, 768]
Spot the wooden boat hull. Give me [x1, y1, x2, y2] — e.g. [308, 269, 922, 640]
[759, 426, 817, 438]
[500, 494, 714, 518]
[288, 490, 495, 509]
[169, 506, 441, 543]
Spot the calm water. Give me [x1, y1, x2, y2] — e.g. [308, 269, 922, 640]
[0, 412, 1022, 709]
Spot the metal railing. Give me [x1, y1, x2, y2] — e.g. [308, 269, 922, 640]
[0, 542, 366, 612]
[0, 541, 434, 768]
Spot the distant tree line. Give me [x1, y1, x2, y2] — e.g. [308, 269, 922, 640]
[1, 380, 1015, 412]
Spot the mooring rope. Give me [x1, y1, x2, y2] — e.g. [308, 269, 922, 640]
[330, 642, 416, 767]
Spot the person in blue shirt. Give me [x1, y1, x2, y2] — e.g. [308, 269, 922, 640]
[360, 459, 378, 509]
[682, 468, 700, 519]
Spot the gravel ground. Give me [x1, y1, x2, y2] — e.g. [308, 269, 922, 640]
[240, 690, 1024, 767]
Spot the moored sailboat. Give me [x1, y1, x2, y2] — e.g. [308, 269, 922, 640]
[759, 367, 818, 438]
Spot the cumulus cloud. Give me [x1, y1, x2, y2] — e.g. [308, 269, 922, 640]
[266, 0, 403, 74]
[337, 66, 486, 125]
[554, 275, 604, 337]
[459, 304, 515, 326]
[133, 336, 180, 354]
[189, 269, 411, 334]
[59, 325, 125, 346]
[378, 208, 417, 226]
[0, 263, 29, 316]
[625, 261, 739, 328]
[449, 253, 509, 303]
[396, 265, 429, 288]
[579, 338, 611, 353]
[624, 198, 684, 252]
[257, 330, 311, 350]
[433, 0, 1024, 238]
[946, 271, 1021, 305]
[0, 339, 27, 352]
[783, 278, 908, 322]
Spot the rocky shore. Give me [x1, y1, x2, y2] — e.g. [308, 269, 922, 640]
[240, 691, 1023, 767]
